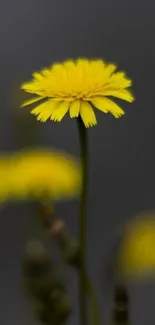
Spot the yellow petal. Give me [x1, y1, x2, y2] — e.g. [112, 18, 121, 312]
[102, 89, 134, 103]
[64, 60, 76, 71]
[90, 59, 106, 70]
[69, 100, 80, 118]
[20, 81, 39, 92]
[107, 72, 132, 89]
[80, 101, 97, 128]
[102, 63, 117, 80]
[32, 72, 45, 81]
[51, 63, 66, 77]
[31, 100, 60, 122]
[91, 97, 108, 113]
[40, 68, 53, 78]
[21, 96, 44, 108]
[91, 96, 125, 118]
[50, 101, 70, 122]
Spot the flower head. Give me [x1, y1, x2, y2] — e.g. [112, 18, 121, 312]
[0, 157, 12, 202]
[21, 58, 134, 128]
[117, 213, 155, 279]
[0, 149, 81, 202]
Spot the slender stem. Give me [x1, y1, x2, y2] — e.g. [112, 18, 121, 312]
[77, 116, 88, 325]
[85, 273, 100, 325]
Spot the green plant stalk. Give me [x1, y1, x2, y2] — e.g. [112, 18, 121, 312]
[77, 116, 88, 325]
[77, 117, 100, 325]
[85, 273, 100, 325]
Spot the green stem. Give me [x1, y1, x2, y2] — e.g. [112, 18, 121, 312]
[77, 116, 88, 325]
[85, 273, 100, 325]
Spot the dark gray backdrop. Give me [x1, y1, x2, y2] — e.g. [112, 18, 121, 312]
[0, 0, 155, 324]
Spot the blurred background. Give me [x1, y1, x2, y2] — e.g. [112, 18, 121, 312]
[0, 0, 155, 324]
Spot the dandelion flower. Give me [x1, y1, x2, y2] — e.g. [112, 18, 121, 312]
[117, 214, 155, 279]
[21, 58, 134, 128]
[0, 157, 12, 202]
[10, 149, 81, 200]
[0, 149, 81, 202]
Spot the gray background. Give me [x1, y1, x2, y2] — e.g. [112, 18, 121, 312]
[0, 0, 155, 324]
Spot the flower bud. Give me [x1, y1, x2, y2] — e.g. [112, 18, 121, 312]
[29, 297, 56, 324]
[50, 219, 65, 238]
[22, 240, 52, 277]
[24, 274, 53, 301]
[50, 289, 73, 321]
[24, 271, 66, 302]
[38, 201, 55, 229]
[62, 237, 80, 267]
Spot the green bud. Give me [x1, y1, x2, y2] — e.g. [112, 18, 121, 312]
[37, 201, 55, 229]
[22, 240, 52, 277]
[62, 238, 80, 267]
[24, 273, 54, 301]
[50, 275, 66, 292]
[50, 290, 73, 321]
[24, 272, 65, 302]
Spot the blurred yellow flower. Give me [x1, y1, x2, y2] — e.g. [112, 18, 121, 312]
[0, 149, 81, 202]
[117, 213, 155, 279]
[0, 158, 11, 202]
[21, 58, 134, 128]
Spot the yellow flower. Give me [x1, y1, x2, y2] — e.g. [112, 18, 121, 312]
[21, 58, 134, 128]
[10, 149, 81, 200]
[0, 149, 81, 202]
[117, 214, 155, 279]
[0, 157, 12, 202]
